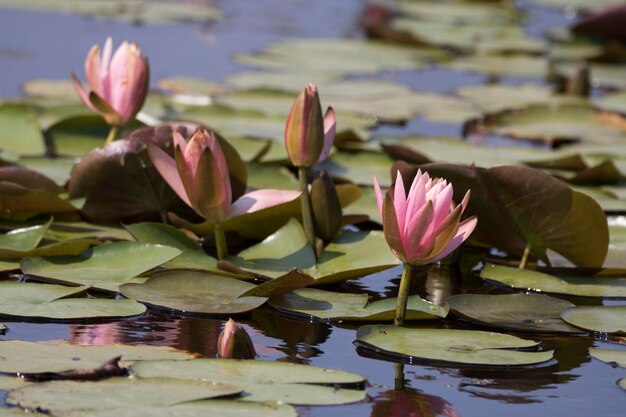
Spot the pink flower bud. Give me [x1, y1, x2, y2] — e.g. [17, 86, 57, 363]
[374, 170, 477, 266]
[72, 37, 149, 126]
[284, 84, 336, 167]
[218, 319, 256, 359]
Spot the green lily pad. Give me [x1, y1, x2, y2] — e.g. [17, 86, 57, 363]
[343, 186, 379, 223]
[0, 340, 196, 374]
[269, 288, 448, 321]
[21, 241, 182, 292]
[0, 376, 30, 390]
[119, 270, 267, 315]
[42, 221, 133, 241]
[447, 293, 582, 333]
[469, 102, 626, 145]
[0, 0, 222, 25]
[0, 182, 77, 220]
[55, 401, 298, 417]
[0, 104, 45, 156]
[561, 306, 626, 334]
[455, 84, 553, 113]
[555, 62, 626, 90]
[124, 222, 228, 274]
[18, 156, 77, 186]
[529, 0, 624, 11]
[356, 325, 554, 366]
[227, 219, 400, 285]
[320, 152, 395, 186]
[594, 91, 626, 115]
[0, 260, 19, 271]
[158, 77, 230, 97]
[239, 270, 315, 298]
[235, 38, 447, 76]
[1, 238, 101, 260]
[445, 54, 547, 78]
[0, 218, 51, 252]
[480, 264, 626, 298]
[131, 358, 366, 405]
[22, 79, 78, 100]
[391, 18, 544, 54]
[245, 163, 298, 190]
[7, 377, 241, 413]
[589, 347, 626, 368]
[397, 0, 516, 24]
[0, 282, 146, 319]
[225, 71, 340, 92]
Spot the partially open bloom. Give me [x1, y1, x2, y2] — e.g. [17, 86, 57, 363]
[148, 129, 300, 224]
[374, 170, 477, 266]
[218, 319, 256, 359]
[284, 83, 336, 168]
[72, 37, 149, 126]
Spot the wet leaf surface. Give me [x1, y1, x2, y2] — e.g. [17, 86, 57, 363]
[561, 306, 626, 334]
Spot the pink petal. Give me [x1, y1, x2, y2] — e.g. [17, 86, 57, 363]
[206, 133, 232, 219]
[317, 107, 336, 163]
[227, 189, 301, 219]
[100, 37, 113, 102]
[147, 143, 191, 207]
[393, 170, 407, 231]
[373, 174, 384, 220]
[428, 216, 477, 264]
[71, 73, 98, 113]
[431, 182, 454, 227]
[84, 45, 102, 94]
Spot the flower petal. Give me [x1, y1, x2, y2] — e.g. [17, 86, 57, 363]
[71, 73, 98, 113]
[227, 189, 301, 219]
[383, 190, 406, 262]
[147, 143, 191, 207]
[373, 174, 384, 220]
[427, 216, 478, 264]
[317, 107, 336, 163]
[393, 170, 407, 231]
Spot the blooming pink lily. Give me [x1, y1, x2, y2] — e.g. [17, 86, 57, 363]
[72, 37, 149, 126]
[374, 170, 477, 266]
[284, 83, 336, 168]
[148, 129, 301, 225]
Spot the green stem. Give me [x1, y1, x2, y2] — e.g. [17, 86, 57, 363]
[298, 166, 316, 250]
[518, 244, 531, 270]
[214, 222, 229, 260]
[394, 263, 413, 327]
[394, 363, 405, 390]
[105, 125, 121, 144]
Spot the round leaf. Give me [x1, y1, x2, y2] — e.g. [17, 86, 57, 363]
[356, 325, 554, 366]
[589, 347, 626, 368]
[119, 270, 267, 315]
[561, 306, 626, 334]
[447, 293, 582, 333]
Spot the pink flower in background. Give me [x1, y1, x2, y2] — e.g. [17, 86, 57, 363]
[218, 319, 256, 359]
[148, 129, 301, 224]
[284, 83, 336, 168]
[72, 37, 149, 126]
[374, 170, 477, 266]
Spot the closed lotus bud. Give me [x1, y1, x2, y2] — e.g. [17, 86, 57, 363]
[374, 170, 477, 266]
[71, 37, 149, 126]
[218, 319, 256, 359]
[284, 84, 336, 168]
[311, 170, 342, 242]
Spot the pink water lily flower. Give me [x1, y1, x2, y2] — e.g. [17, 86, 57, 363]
[285, 83, 336, 168]
[72, 37, 149, 126]
[148, 129, 301, 224]
[374, 170, 477, 266]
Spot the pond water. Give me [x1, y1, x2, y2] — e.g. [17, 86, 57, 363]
[1, 0, 626, 416]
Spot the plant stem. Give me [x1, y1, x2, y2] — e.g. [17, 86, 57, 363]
[394, 363, 405, 390]
[105, 125, 120, 144]
[518, 244, 531, 270]
[214, 222, 229, 260]
[394, 263, 413, 327]
[298, 166, 316, 249]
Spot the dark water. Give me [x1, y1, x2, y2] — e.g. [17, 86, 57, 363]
[1, 1, 626, 416]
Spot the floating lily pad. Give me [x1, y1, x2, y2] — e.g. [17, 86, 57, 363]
[239, 270, 315, 298]
[55, 401, 298, 417]
[7, 378, 241, 413]
[0, 0, 222, 25]
[0, 218, 51, 252]
[236, 38, 447, 76]
[227, 219, 400, 285]
[0, 376, 30, 390]
[0, 282, 146, 320]
[0, 104, 45, 156]
[22, 79, 78, 100]
[269, 288, 448, 321]
[225, 71, 339, 92]
[530, 0, 624, 11]
[320, 152, 395, 186]
[397, 0, 516, 24]
[447, 293, 582, 333]
[0, 323, 5, 331]
[589, 347, 626, 368]
[125, 222, 227, 274]
[455, 84, 553, 113]
[131, 358, 366, 405]
[445, 55, 547, 78]
[480, 264, 626, 298]
[0, 181, 77, 220]
[0, 340, 196, 374]
[391, 18, 544, 54]
[594, 91, 626, 115]
[561, 306, 626, 334]
[119, 270, 267, 315]
[43, 221, 133, 241]
[469, 102, 626, 145]
[555, 62, 626, 90]
[0, 260, 19, 271]
[21, 242, 182, 292]
[245, 163, 298, 190]
[18, 156, 77, 186]
[356, 325, 554, 366]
